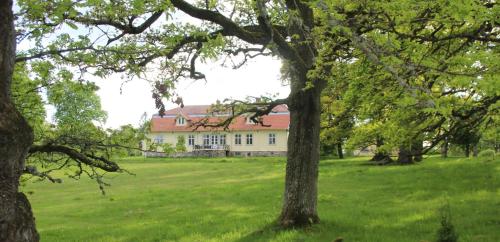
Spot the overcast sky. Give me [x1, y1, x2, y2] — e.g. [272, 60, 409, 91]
[15, 7, 290, 129]
[95, 56, 290, 128]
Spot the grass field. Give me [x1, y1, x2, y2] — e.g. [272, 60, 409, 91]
[22, 156, 499, 242]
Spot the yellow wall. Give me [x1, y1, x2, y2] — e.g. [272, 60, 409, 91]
[147, 130, 288, 152]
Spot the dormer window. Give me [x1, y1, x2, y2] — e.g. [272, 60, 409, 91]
[176, 117, 186, 126]
[246, 116, 256, 124]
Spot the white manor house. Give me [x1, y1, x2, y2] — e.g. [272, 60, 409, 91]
[145, 105, 290, 157]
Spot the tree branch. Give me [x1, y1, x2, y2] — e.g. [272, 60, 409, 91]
[191, 98, 289, 130]
[29, 144, 120, 172]
[170, 0, 268, 45]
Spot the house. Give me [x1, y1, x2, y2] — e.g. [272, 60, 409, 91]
[145, 104, 290, 157]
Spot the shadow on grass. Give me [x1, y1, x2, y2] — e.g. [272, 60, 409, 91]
[235, 220, 347, 242]
[235, 221, 282, 242]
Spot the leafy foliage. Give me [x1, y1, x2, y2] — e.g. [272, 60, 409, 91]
[175, 136, 187, 152]
[47, 79, 107, 130]
[314, 0, 499, 157]
[477, 149, 496, 160]
[108, 124, 145, 157]
[161, 143, 175, 155]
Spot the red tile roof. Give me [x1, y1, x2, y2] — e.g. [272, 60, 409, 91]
[161, 104, 289, 116]
[151, 105, 289, 132]
[164, 105, 210, 115]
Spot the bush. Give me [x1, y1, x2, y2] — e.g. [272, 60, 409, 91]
[161, 143, 175, 155]
[436, 204, 458, 242]
[477, 149, 495, 159]
[176, 136, 187, 152]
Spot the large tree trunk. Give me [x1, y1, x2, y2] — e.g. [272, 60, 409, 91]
[277, 0, 324, 228]
[279, 82, 322, 228]
[0, 1, 39, 241]
[465, 144, 470, 157]
[337, 143, 344, 159]
[397, 146, 413, 164]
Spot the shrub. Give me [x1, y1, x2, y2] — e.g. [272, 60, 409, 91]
[162, 143, 175, 155]
[436, 204, 458, 242]
[477, 149, 495, 159]
[176, 136, 187, 152]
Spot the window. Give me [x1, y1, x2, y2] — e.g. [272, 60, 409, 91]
[246, 134, 253, 145]
[176, 117, 186, 126]
[246, 116, 256, 124]
[203, 134, 210, 146]
[235, 134, 241, 145]
[269, 133, 276, 145]
[220, 134, 226, 145]
[211, 134, 218, 145]
[154, 135, 164, 144]
[188, 135, 195, 146]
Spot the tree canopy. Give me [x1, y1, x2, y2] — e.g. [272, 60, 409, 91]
[1, 0, 499, 240]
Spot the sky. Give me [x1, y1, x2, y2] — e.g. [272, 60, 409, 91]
[95, 56, 290, 128]
[14, 6, 290, 129]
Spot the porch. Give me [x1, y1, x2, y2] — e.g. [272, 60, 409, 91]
[193, 144, 230, 151]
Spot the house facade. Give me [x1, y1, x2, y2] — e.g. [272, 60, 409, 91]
[145, 105, 290, 157]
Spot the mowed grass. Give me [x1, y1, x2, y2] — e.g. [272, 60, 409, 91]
[22, 156, 499, 242]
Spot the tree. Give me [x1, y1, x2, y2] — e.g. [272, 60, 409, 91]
[1, 1, 39, 240]
[9, 0, 499, 235]
[450, 126, 481, 157]
[15, 0, 326, 227]
[316, 1, 499, 165]
[1, 2, 123, 240]
[320, 79, 355, 159]
[108, 124, 145, 157]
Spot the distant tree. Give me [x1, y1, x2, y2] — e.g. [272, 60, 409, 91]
[441, 138, 449, 158]
[108, 125, 144, 157]
[450, 127, 481, 158]
[320, 85, 354, 159]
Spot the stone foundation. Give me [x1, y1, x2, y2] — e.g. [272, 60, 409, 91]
[229, 151, 287, 157]
[144, 150, 286, 158]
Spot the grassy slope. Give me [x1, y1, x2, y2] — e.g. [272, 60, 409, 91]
[22, 156, 499, 242]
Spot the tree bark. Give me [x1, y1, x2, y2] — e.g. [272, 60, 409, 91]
[0, 1, 39, 241]
[337, 143, 344, 159]
[280, 83, 322, 228]
[412, 140, 423, 162]
[397, 146, 413, 164]
[465, 144, 470, 157]
[276, 1, 324, 228]
[441, 139, 448, 158]
[472, 144, 478, 157]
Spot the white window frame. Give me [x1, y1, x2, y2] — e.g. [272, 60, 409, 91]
[246, 134, 253, 145]
[203, 134, 210, 146]
[176, 117, 186, 126]
[220, 134, 226, 145]
[268, 133, 276, 145]
[235, 134, 242, 145]
[211, 134, 219, 145]
[188, 135, 195, 146]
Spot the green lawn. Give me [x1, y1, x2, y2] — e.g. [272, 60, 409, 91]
[22, 156, 499, 242]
